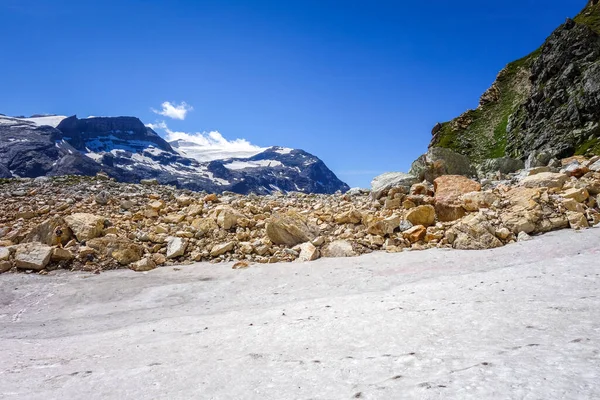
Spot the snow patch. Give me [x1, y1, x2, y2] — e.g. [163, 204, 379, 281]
[224, 160, 283, 170]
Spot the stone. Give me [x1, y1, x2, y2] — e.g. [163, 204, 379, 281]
[517, 231, 533, 242]
[210, 241, 235, 257]
[175, 195, 193, 206]
[191, 218, 218, 235]
[370, 172, 418, 200]
[495, 227, 511, 240]
[166, 237, 187, 259]
[297, 242, 319, 261]
[461, 191, 498, 212]
[64, 213, 106, 241]
[434, 175, 481, 222]
[567, 212, 589, 230]
[23, 216, 73, 246]
[14, 243, 53, 270]
[321, 240, 356, 258]
[562, 198, 585, 213]
[403, 225, 427, 243]
[406, 205, 436, 227]
[520, 172, 568, 189]
[590, 159, 600, 172]
[334, 210, 363, 224]
[409, 147, 477, 182]
[140, 178, 159, 186]
[398, 220, 414, 232]
[525, 151, 552, 169]
[87, 237, 144, 265]
[384, 198, 402, 210]
[120, 200, 134, 210]
[563, 162, 589, 178]
[95, 190, 110, 205]
[0, 247, 9, 261]
[367, 215, 400, 236]
[232, 261, 250, 269]
[562, 187, 589, 203]
[0, 261, 11, 273]
[149, 200, 165, 210]
[51, 247, 74, 262]
[499, 187, 543, 234]
[216, 207, 241, 230]
[448, 214, 503, 250]
[152, 253, 167, 265]
[266, 211, 320, 246]
[130, 257, 156, 272]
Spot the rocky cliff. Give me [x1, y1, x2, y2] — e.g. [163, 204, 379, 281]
[430, 1, 600, 163]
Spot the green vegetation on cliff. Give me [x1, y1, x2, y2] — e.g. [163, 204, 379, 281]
[431, 1, 600, 162]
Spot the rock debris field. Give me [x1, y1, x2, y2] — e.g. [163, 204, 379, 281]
[0, 227, 599, 399]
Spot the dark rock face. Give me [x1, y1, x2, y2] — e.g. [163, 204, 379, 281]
[0, 117, 103, 178]
[0, 116, 349, 194]
[429, 1, 600, 162]
[507, 20, 600, 159]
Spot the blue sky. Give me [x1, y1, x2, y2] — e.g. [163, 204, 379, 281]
[0, 0, 586, 187]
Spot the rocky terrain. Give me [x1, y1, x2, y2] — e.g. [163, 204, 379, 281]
[0, 115, 349, 195]
[1, 154, 599, 274]
[429, 0, 600, 164]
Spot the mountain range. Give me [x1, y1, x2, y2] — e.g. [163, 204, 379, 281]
[0, 114, 349, 194]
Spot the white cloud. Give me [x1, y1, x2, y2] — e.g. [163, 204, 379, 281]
[146, 121, 168, 131]
[149, 121, 266, 161]
[151, 101, 193, 120]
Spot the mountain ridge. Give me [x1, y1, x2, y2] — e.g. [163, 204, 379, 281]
[0, 114, 349, 194]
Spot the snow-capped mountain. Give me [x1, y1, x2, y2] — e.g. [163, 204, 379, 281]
[0, 114, 349, 194]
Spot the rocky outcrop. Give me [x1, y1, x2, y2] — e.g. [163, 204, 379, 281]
[429, 1, 600, 164]
[409, 147, 477, 182]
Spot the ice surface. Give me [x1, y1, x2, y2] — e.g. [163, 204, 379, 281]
[1, 227, 599, 399]
[20, 115, 67, 128]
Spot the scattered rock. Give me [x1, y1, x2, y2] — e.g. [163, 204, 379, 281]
[166, 237, 187, 259]
[406, 205, 436, 227]
[64, 213, 106, 241]
[266, 211, 320, 246]
[297, 242, 319, 262]
[14, 243, 53, 270]
[130, 257, 156, 272]
[210, 241, 235, 257]
[521, 172, 568, 189]
[321, 240, 356, 258]
[370, 172, 417, 200]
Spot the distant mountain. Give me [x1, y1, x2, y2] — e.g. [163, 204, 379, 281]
[0, 114, 349, 194]
[429, 0, 600, 162]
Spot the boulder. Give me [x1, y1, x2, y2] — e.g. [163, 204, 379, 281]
[166, 237, 187, 259]
[210, 241, 235, 257]
[335, 210, 363, 224]
[367, 215, 400, 236]
[409, 147, 477, 182]
[297, 242, 319, 262]
[321, 240, 356, 258]
[525, 151, 552, 169]
[405, 205, 436, 227]
[520, 172, 568, 189]
[87, 237, 143, 265]
[191, 218, 218, 235]
[51, 247, 74, 262]
[567, 212, 589, 230]
[460, 191, 498, 212]
[517, 232, 533, 242]
[403, 225, 427, 243]
[370, 172, 418, 200]
[216, 207, 242, 230]
[434, 175, 481, 222]
[561, 187, 589, 203]
[448, 214, 503, 250]
[95, 190, 110, 205]
[590, 159, 600, 172]
[499, 187, 543, 234]
[266, 211, 320, 246]
[0, 247, 9, 261]
[64, 213, 106, 241]
[23, 216, 73, 246]
[14, 243, 53, 270]
[130, 257, 157, 272]
[0, 261, 11, 273]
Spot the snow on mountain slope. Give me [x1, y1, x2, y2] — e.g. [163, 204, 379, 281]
[169, 139, 267, 162]
[0, 114, 349, 194]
